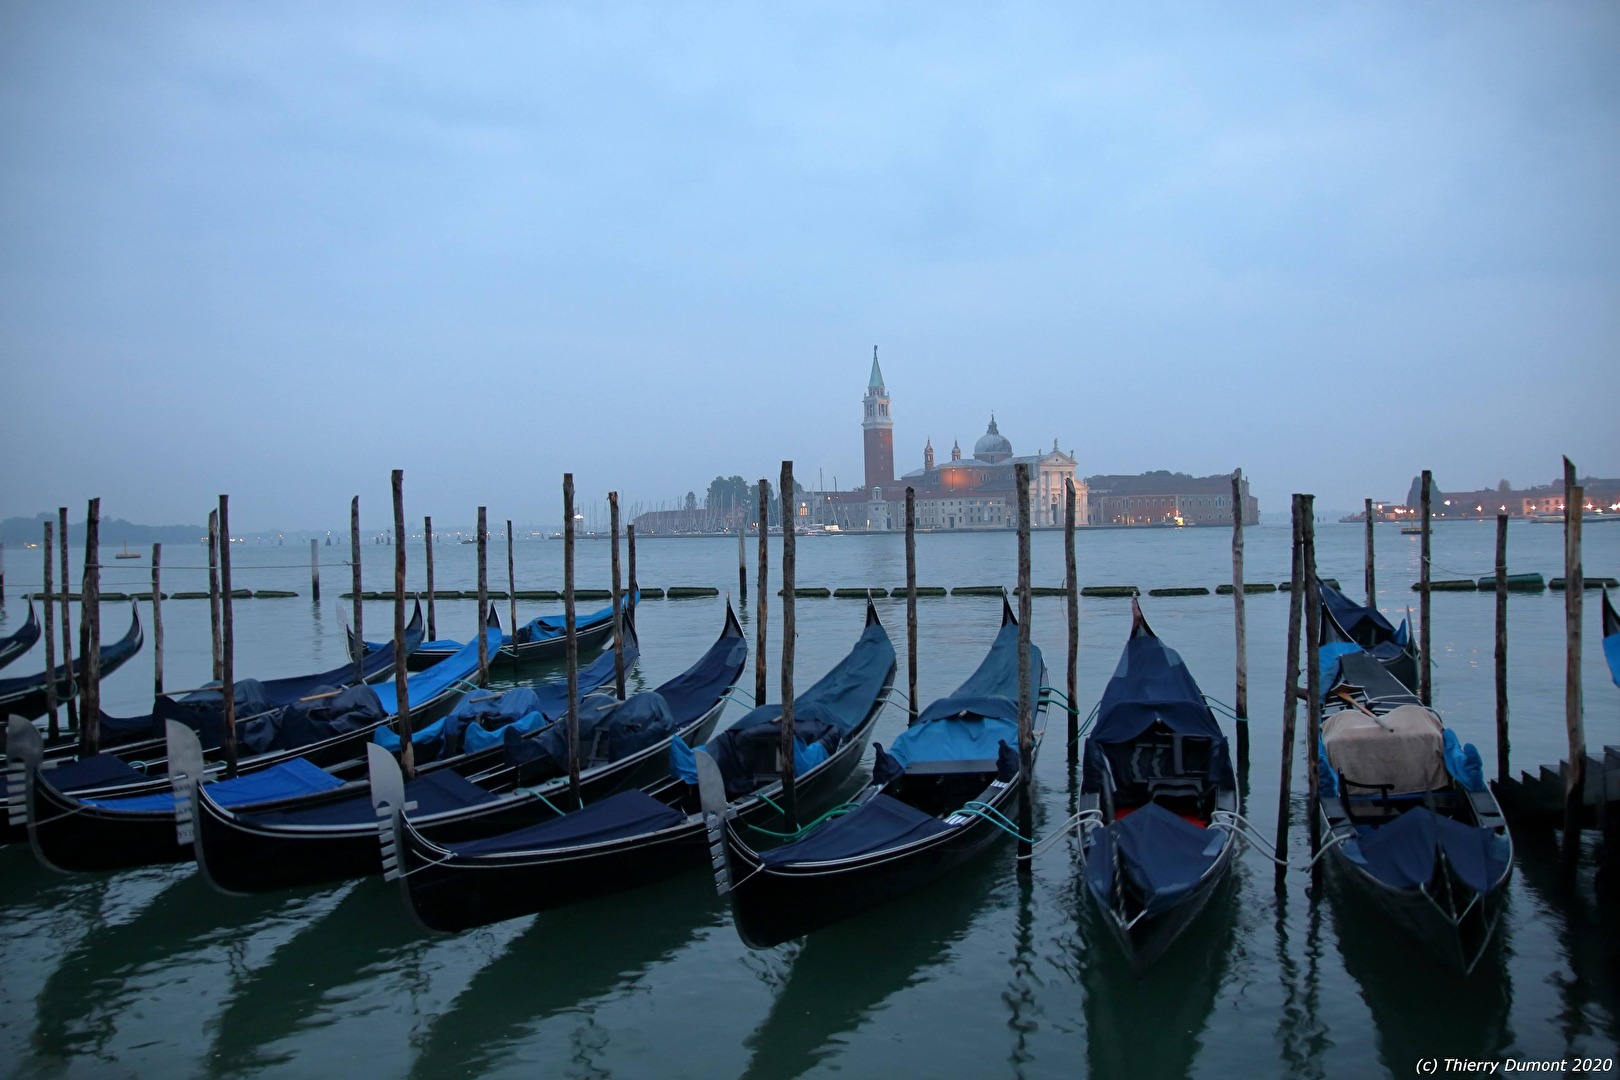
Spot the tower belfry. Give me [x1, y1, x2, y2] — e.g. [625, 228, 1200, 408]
[862, 346, 894, 490]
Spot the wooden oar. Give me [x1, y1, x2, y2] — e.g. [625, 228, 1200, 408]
[1332, 686, 1394, 732]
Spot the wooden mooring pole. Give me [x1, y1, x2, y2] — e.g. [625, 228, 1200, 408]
[1495, 513, 1510, 788]
[506, 519, 517, 636]
[1302, 494, 1322, 856]
[1419, 469, 1433, 707]
[1364, 497, 1376, 607]
[209, 508, 223, 683]
[779, 461, 797, 832]
[423, 516, 436, 641]
[476, 507, 489, 686]
[627, 523, 638, 598]
[1275, 495, 1306, 878]
[1015, 463, 1034, 868]
[218, 495, 237, 777]
[1563, 456, 1586, 872]
[58, 507, 76, 731]
[738, 520, 748, 605]
[755, 480, 769, 707]
[564, 476, 581, 806]
[392, 471, 415, 779]
[609, 491, 626, 701]
[79, 500, 101, 756]
[905, 486, 918, 722]
[152, 543, 163, 699]
[309, 537, 321, 605]
[349, 497, 362, 684]
[1065, 477, 1079, 765]
[1232, 468, 1250, 772]
[42, 521, 58, 740]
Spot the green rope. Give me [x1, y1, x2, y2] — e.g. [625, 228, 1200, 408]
[518, 787, 575, 816]
[746, 801, 858, 840]
[953, 800, 1036, 844]
[756, 792, 784, 815]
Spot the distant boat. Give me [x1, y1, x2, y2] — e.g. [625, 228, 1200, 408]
[1400, 526, 1422, 535]
[115, 542, 140, 560]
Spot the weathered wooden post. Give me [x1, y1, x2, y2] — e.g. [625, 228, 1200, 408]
[42, 521, 58, 740]
[78, 499, 102, 756]
[563, 476, 581, 806]
[779, 461, 798, 831]
[1065, 477, 1079, 764]
[423, 515, 436, 641]
[905, 486, 918, 722]
[505, 518, 518, 635]
[0, 542, 5, 604]
[476, 507, 489, 686]
[58, 507, 76, 730]
[1562, 457, 1586, 871]
[1275, 495, 1306, 876]
[609, 491, 626, 700]
[392, 471, 415, 779]
[209, 508, 223, 682]
[152, 543, 164, 698]
[1232, 468, 1250, 772]
[1495, 513, 1510, 788]
[1302, 494, 1322, 856]
[1364, 497, 1376, 607]
[219, 495, 238, 776]
[350, 496, 363, 684]
[1015, 464, 1034, 868]
[738, 520, 748, 605]
[309, 537, 321, 605]
[755, 479, 769, 707]
[1419, 469, 1433, 707]
[627, 523, 638, 597]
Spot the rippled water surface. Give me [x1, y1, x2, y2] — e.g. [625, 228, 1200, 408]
[2, 521, 1617, 1078]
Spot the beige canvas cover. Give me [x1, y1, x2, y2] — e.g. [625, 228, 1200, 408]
[1322, 703, 1447, 794]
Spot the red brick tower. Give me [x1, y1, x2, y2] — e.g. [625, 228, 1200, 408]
[862, 347, 894, 492]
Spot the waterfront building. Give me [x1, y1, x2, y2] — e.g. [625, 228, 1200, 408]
[1086, 471, 1259, 526]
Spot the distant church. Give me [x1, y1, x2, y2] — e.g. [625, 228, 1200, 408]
[815, 351, 1085, 530]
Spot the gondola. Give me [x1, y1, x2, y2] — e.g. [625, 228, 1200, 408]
[1315, 645, 1512, 974]
[186, 607, 741, 894]
[0, 601, 144, 721]
[17, 615, 499, 874]
[360, 594, 632, 671]
[1319, 581, 1418, 692]
[1078, 600, 1238, 972]
[709, 597, 1046, 948]
[1603, 586, 1619, 688]
[0, 598, 41, 671]
[382, 601, 895, 933]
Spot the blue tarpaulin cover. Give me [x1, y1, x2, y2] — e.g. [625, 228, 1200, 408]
[888, 617, 1044, 770]
[1441, 729, 1486, 793]
[36, 753, 149, 793]
[447, 787, 686, 856]
[1110, 801, 1224, 916]
[501, 690, 680, 778]
[1321, 582, 1402, 649]
[1604, 589, 1620, 688]
[247, 766, 498, 826]
[1353, 805, 1510, 895]
[758, 793, 950, 865]
[515, 594, 636, 644]
[84, 757, 344, 814]
[371, 628, 500, 715]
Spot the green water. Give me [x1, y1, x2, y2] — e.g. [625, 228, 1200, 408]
[2, 522, 1617, 1078]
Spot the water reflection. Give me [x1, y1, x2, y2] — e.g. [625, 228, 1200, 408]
[738, 854, 1001, 1080]
[1512, 830, 1620, 1051]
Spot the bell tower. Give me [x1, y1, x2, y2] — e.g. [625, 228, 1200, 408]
[862, 346, 894, 490]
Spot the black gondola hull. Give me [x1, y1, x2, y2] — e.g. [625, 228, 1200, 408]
[1085, 836, 1236, 973]
[28, 769, 189, 872]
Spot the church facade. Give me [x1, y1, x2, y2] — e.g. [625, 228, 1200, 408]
[814, 353, 1085, 530]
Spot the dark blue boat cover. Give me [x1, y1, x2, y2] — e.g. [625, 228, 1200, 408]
[1111, 802, 1225, 917]
[501, 690, 680, 780]
[1354, 805, 1510, 896]
[1084, 626, 1229, 793]
[513, 594, 635, 645]
[683, 617, 894, 797]
[246, 766, 498, 826]
[0, 600, 40, 670]
[889, 619, 1043, 769]
[83, 757, 345, 813]
[446, 787, 686, 856]
[1604, 589, 1620, 688]
[35, 753, 150, 793]
[758, 793, 951, 866]
[1320, 582, 1401, 649]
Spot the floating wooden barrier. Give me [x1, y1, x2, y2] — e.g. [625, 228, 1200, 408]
[1412, 579, 1476, 592]
[1550, 576, 1618, 590]
[667, 586, 719, 598]
[1029, 586, 1066, 597]
[100, 592, 130, 602]
[129, 591, 166, 601]
[1148, 586, 1209, 597]
[950, 586, 1004, 597]
[640, 587, 666, 599]
[512, 590, 556, 600]
[434, 590, 468, 600]
[1474, 573, 1544, 592]
[891, 585, 947, 597]
[778, 587, 831, 598]
[253, 590, 298, 598]
[575, 589, 610, 601]
[1217, 582, 1277, 594]
[1275, 577, 1340, 591]
[1080, 585, 1138, 598]
[833, 587, 886, 598]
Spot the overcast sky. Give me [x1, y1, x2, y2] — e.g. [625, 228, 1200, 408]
[3, 2, 1616, 530]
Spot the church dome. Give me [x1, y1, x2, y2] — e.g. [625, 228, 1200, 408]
[973, 416, 1013, 463]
